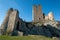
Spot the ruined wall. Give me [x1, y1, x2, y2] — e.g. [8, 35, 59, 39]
[45, 16, 49, 20]
[48, 12, 54, 21]
[45, 12, 54, 21]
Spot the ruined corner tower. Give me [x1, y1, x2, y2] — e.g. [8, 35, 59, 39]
[32, 5, 43, 23]
[1, 8, 19, 35]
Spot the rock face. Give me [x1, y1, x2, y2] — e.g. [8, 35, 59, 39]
[0, 5, 60, 38]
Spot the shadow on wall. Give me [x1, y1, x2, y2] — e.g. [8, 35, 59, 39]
[14, 23, 60, 37]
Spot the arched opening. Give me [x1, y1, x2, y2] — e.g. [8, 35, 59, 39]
[16, 21, 19, 30]
[39, 18, 40, 20]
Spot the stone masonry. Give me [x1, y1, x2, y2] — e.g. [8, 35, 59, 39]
[33, 5, 43, 23]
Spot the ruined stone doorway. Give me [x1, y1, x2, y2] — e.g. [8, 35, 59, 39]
[16, 21, 19, 30]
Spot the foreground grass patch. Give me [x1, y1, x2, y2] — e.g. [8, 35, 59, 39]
[0, 35, 53, 40]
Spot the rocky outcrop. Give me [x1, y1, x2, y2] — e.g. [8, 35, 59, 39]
[16, 22, 60, 37]
[44, 20, 58, 28]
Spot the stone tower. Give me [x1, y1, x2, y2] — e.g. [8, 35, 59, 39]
[33, 5, 43, 23]
[6, 9, 19, 35]
[1, 8, 19, 35]
[0, 8, 13, 35]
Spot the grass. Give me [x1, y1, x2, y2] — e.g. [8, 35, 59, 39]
[0, 35, 54, 40]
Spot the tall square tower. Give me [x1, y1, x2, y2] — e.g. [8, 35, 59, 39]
[32, 5, 43, 23]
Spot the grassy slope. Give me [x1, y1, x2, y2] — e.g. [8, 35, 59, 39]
[0, 35, 53, 40]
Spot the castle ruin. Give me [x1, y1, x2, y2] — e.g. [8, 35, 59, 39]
[0, 5, 59, 37]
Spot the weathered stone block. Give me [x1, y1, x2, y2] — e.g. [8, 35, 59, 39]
[18, 31, 23, 36]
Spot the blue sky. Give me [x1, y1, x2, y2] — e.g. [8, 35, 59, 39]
[0, 0, 60, 25]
